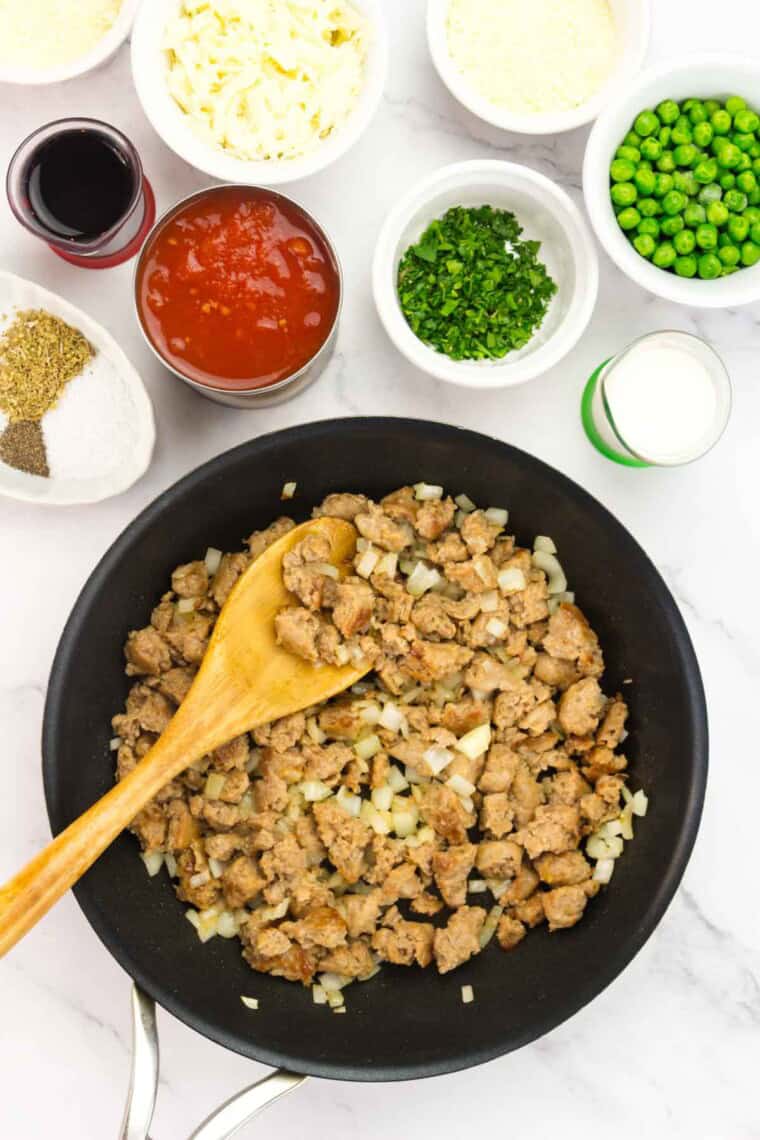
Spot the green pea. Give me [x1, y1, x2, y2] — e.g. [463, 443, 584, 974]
[675, 255, 698, 278]
[698, 183, 723, 206]
[638, 197, 660, 218]
[742, 240, 760, 266]
[695, 223, 718, 250]
[653, 173, 674, 198]
[735, 108, 760, 133]
[718, 232, 733, 248]
[673, 170, 699, 196]
[611, 182, 638, 208]
[719, 244, 741, 267]
[735, 153, 753, 173]
[674, 229, 696, 255]
[617, 207, 641, 231]
[725, 95, 747, 117]
[693, 121, 714, 148]
[684, 202, 706, 228]
[698, 252, 722, 279]
[681, 99, 699, 113]
[671, 123, 693, 147]
[748, 186, 760, 205]
[624, 130, 643, 148]
[744, 206, 760, 224]
[616, 145, 641, 163]
[737, 170, 757, 194]
[634, 110, 659, 138]
[718, 143, 741, 169]
[727, 214, 750, 242]
[656, 151, 676, 174]
[706, 200, 729, 227]
[711, 109, 732, 135]
[638, 160, 653, 171]
[724, 188, 748, 212]
[704, 99, 721, 116]
[753, 158, 760, 176]
[750, 143, 760, 159]
[659, 126, 672, 147]
[722, 266, 739, 276]
[750, 222, 760, 245]
[642, 137, 664, 161]
[633, 233, 656, 259]
[634, 166, 656, 195]
[656, 100, 680, 125]
[662, 189, 686, 216]
[673, 143, 698, 167]
[733, 132, 755, 152]
[661, 215, 685, 236]
[653, 241, 677, 269]
[694, 158, 719, 184]
[638, 217, 660, 237]
[611, 158, 636, 182]
[720, 173, 736, 190]
[689, 102, 708, 125]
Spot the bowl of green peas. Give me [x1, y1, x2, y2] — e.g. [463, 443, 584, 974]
[584, 55, 760, 306]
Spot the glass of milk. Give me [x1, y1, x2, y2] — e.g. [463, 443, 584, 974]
[582, 331, 732, 468]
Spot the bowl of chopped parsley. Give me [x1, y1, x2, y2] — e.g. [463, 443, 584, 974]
[373, 160, 599, 388]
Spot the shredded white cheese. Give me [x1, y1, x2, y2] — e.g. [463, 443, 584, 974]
[164, 0, 369, 162]
[446, 0, 618, 115]
[0, 0, 122, 71]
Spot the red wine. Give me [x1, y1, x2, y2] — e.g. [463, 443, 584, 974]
[26, 129, 136, 242]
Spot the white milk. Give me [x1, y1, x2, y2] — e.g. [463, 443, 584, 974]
[599, 332, 731, 466]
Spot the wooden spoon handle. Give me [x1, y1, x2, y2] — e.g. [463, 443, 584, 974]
[0, 728, 191, 957]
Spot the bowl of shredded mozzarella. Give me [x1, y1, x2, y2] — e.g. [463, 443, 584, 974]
[131, 0, 388, 184]
[427, 0, 650, 136]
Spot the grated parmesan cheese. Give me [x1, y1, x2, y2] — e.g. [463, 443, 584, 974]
[164, 0, 369, 163]
[0, 0, 122, 71]
[447, 0, 618, 115]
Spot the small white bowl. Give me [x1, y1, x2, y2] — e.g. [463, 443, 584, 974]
[427, 0, 651, 136]
[373, 160, 599, 390]
[131, 0, 388, 186]
[584, 54, 760, 308]
[0, 0, 141, 86]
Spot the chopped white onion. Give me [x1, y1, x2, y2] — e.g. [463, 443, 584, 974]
[354, 734, 382, 762]
[586, 832, 624, 861]
[455, 493, 476, 513]
[164, 853, 178, 879]
[392, 808, 419, 838]
[281, 481, 297, 500]
[259, 899, 290, 923]
[621, 785, 634, 805]
[455, 722, 491, 760]
[204, 547, 223, 575]
[460, 795, 475, 814]
[404, 764, 423, 785]
[300, 780, 332, 803]
[314, 561, 340, 581]
[474, 556, 493, 584]
[189, 870, 211, 888]
[498, 567, 527, 593]
[552, 591, 576, 606]
[336, 785, 362, 817]
[479, 590, 500, 614]
[479, 905, 504, 948]
[619, 808, 634, 841]
[454, 510, 467, 529]
[376, 552, 399, 578]
[356, 547, 380, 579]
[386, 765, 409, 793]
[406, 562, 442, 597]
[109, 736, 122, 752]
[208, 858, 225, 879]
[306, 719, 327, 745]
[486, 617, 508, 639]
[461, 985, 474, 1005]
[532, 550, 568, 595]
[379, 701, 405, 733]
[177, 597, 196, 614]
[217, 911, 239, 939]
[205, 773, 226, 800]
[371, 785, 394, 812]
[485, 508, 509, 527]
[593, 858, 616, 884]
[360, 703, 382, 725]
[468, 879, 488, 894]
[414, 482, 444, 501]
[447, 773, 476, 798]
[399, 558, 417, 575]
[533, 535, 557, 555]
[141, 851, 165, 878]
[319, 972, 351, 992]
[423, 746, 454, 775]
[632, 790, 649, 817]
[240, 996, 259, 1010]
[360, 800, 391, 835]
[312, 985, 327, 1005]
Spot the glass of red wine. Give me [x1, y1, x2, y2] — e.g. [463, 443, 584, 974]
[6, 118, 156, 269]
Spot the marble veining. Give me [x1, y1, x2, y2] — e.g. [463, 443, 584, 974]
[1, 2, 758, 1137]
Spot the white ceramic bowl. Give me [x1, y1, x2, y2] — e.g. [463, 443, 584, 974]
[373, 160, 599, 389]
[0, 0, 141, 86]
[131, 0, 388, 186]
[427, 0, 651, 136]
[584, 54, 760, 308]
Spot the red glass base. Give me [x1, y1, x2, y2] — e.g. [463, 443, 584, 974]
[49, 177, 156, 270]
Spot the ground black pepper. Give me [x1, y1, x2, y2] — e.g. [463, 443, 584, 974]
[0, 420, 49, 477]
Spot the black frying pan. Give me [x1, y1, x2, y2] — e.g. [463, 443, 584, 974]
[43, 418, 708, 1085]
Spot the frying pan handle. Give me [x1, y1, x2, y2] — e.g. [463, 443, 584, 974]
[120, 985, 306, 1140]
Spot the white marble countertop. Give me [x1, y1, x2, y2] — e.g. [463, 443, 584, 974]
[1, 3, 759, 1138]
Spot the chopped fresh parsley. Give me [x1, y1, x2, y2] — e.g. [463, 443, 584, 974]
[397, 205, 558, 362]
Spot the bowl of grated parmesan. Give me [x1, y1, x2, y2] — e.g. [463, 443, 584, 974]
[0, 0, 142, 86]
[131, 0, 388, 186]
[427, 0, 651, 137]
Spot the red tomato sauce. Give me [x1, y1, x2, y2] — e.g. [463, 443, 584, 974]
[137, 187, 340, 390]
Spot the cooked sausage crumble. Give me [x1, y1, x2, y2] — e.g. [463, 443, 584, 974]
[112, 485, 645, 1008]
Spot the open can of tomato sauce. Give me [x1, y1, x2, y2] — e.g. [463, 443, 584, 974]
[134, 185, 343, 407]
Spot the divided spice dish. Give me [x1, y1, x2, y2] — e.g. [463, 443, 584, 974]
[373, 161, 599, 389]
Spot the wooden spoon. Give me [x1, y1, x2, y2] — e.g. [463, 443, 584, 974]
[0, 517, 369, 956]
